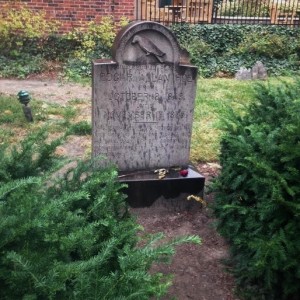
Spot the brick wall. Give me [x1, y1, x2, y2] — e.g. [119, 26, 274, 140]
[0, 0, 135, 32]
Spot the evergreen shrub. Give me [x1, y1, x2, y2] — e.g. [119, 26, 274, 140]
[0, 129, 200, 299]
[171, 24, 300, 77]
[66, 120, 92, 136]
[212, 79, 300, 299]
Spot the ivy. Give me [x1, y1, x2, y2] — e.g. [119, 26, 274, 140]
[171, 24, 300, 77]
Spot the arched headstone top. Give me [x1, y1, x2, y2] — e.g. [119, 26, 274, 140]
[92, 21, 197, 171]
[111, 21, 187, 65]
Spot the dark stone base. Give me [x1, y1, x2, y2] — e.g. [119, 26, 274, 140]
[119, 164, 205, 209]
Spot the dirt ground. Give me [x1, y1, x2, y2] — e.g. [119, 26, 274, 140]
[130, 163, 239, 300]
[0, 78, 239, 300]
[0, 79, 91, 105]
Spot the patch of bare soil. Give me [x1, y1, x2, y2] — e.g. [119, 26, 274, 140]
[130, 163, 239, 300]
[0, 79, 90, 105]
[0, 78, 239, 300]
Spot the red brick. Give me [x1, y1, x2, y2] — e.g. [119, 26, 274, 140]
[0, 0, 135, 32]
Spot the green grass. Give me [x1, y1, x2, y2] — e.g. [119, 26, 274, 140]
[0, 77, 294, 162]
[0, 95, 28, 125]
[191, 78, 262, 162]
[0, 94, 80, 144]
[191, 76, 297, 162]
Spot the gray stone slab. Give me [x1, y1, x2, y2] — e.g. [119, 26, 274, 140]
[235, 67, 252, 80]
[252, 61, 268, 80]
[235, 61, 268, 81]
[92, 21, 197, 171]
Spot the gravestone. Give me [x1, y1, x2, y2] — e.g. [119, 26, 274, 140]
[92, 21, 204, 208]
[235, 67, 252, 80]
[251, 61, 268, 80]
[235, 61, 268, 81]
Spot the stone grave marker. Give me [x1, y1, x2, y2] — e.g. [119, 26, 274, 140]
[92, 21, 204, 207]
[251, 61, 268, 80]
[235, 67, 252, 80]
[235, 61, 268, 81]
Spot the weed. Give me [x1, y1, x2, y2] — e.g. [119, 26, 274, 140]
[68, 98, 87, 105]
[0, 95, 30, 125]
[67, 121, 92, 136]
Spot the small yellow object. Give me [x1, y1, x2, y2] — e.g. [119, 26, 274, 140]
[187, 195, 207, 206]
[154, 168, 168, 180]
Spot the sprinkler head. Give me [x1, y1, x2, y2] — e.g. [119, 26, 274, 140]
[17, 90, 31, 106]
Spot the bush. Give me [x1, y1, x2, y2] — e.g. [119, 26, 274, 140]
[0, 129, 200, 299]
[235, 32, 295, 59]
[212, 79, 300, 299]
[0, 5, 65, 78]
[0, 54, 45, 79]
[172, 24, 247, 55]
[179, 37, 216, 77]
[67, 121, 92, 136]
[42, 34, 80, 62]
[0, 5, 59, 57]
[171, 24, 300, 77]
[64, 16, 129, 80]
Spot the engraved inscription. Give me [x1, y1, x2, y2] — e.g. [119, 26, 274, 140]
[92, 22, 197, 171]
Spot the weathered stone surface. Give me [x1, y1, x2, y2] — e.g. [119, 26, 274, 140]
[235, 61, 268, 81]
[92, 21, 197, 171]
[235, 67, 252, 80]
[251, 61, 268, 80]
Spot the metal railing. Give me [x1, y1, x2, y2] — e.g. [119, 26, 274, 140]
[136, 0, 300, 26]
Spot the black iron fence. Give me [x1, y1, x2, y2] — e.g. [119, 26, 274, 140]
[136, 0, 300, 26]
